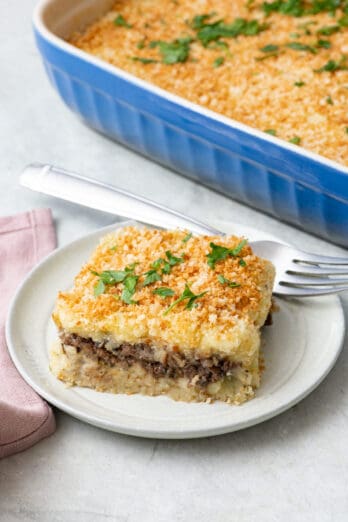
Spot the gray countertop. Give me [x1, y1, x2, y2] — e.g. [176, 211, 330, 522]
[0, 2, 347, 521]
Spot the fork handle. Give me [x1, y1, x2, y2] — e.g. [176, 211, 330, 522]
[20, 163, 221, 236]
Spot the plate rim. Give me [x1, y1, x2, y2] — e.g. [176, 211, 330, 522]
[5, 220, 346, 439]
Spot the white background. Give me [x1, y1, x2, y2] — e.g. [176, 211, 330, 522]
[0, 1, 347, 521]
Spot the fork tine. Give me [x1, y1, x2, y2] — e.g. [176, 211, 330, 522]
[288, 264, 348, 276]
[282, 275, 348, 286]
[275, 284, 348, 297]
[293, 252, 348, 266]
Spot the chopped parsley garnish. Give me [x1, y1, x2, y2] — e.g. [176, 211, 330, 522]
[193, 17, 267, 46]
[317, 24, 340, 35]
[114, 14, 132, 28]
[153, 287, 175, 297]
[149, 251, 184, 275]
[166, 250, 185, 266]
[217, 275, 241, 288]
[326, 95, 334, 104]
[265, 128, 277, 135]
[316, 39, 331, 48]
[260, 44, 280, 52]
[109, 245, 118, 251]
[143, 269, 162, 286]
[191, 13, 217, 30]
[286, 42, 317, 53]
[294, 80, 305, 86]
[346, 126, 348, 134]
[137, 39, 146, 49]
[91, 269, 128, 285]
[151, 258, 169, 274]
[262, 0, 346, 17]
[182, 232, 193, 243]
[121, 274, 138, 304]
[92, 264, 139, 304]
[207, 239, 248, 269]
[151, 258, 165, 270]
[213, 56, 225, 67]
[262, 0, 305, 17]
[289, 135, 301, 144]
[131, 56, 158, 64]
[314, 57, 348, 72]
[339, 14, 348, 27]
[255, 51, 280, 60]
[310, 0, 344, 15]
[94, 279, 105, 296]
[239, 258, 247, 267]
[164, 284, 207, 315]
[149, 37, 192, 64]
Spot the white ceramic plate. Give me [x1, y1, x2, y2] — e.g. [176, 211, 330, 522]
[6, 220, 345, 439]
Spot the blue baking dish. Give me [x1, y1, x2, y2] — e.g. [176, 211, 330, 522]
[33, 0, 348, 246]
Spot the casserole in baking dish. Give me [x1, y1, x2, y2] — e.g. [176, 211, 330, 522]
[33, 0, 348, 246]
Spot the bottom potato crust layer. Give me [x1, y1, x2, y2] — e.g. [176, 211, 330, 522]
[50, 342, 260, 405]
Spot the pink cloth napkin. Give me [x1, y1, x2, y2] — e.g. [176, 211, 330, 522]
[0, 209, 56, 458]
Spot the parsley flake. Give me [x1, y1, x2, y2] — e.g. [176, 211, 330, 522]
[217, 275, 241, 288]
[265, 129, 277, 135]
[114, 15, 132, 28]
[317, 24, 340, 35]
[94, 279, 105, 296]
[262, 0, 305, 17]
[316, 39, 331, 49]
[294, 80, 305, 86]
[121, 274, 138, 304]
[314, 57, 348, 72]
[286, 42, 317, 53]
[143, 269, 161, 286]
[213, 56, 225, 67]
[149, 37, 192, 64]
[91, 270, 127, 285]
[193, 16, 267, 46]
[165, 250, 185, 266]
[191, 13, 217, 30]
[326, 95, 334, 104]
[182, 232, 193, 243]
[149, 252, 184, 275]
[153, 287, 175, 297]
[151, 258, 165, 270]
[339, 14, 348, 27]
[255, 52, 280, 61]
[260, 44, 279, 52]
[207, 239, 248, 269]
[164, 284, 207, 315]
[131, 57, 158, 64]
[92, 264, 139, 304]
[289, 136, 301, 144]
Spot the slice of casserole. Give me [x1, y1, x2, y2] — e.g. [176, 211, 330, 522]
[51, 226, 275, 404]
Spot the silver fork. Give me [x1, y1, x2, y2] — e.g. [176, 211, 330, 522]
[20, 163, 348, 298]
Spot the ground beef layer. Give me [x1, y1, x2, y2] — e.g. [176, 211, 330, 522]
[60, 332, 241, 387]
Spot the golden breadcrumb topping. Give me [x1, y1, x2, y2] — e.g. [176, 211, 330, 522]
[53, 227, 274, 359]
[69, 0, 348, 165]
